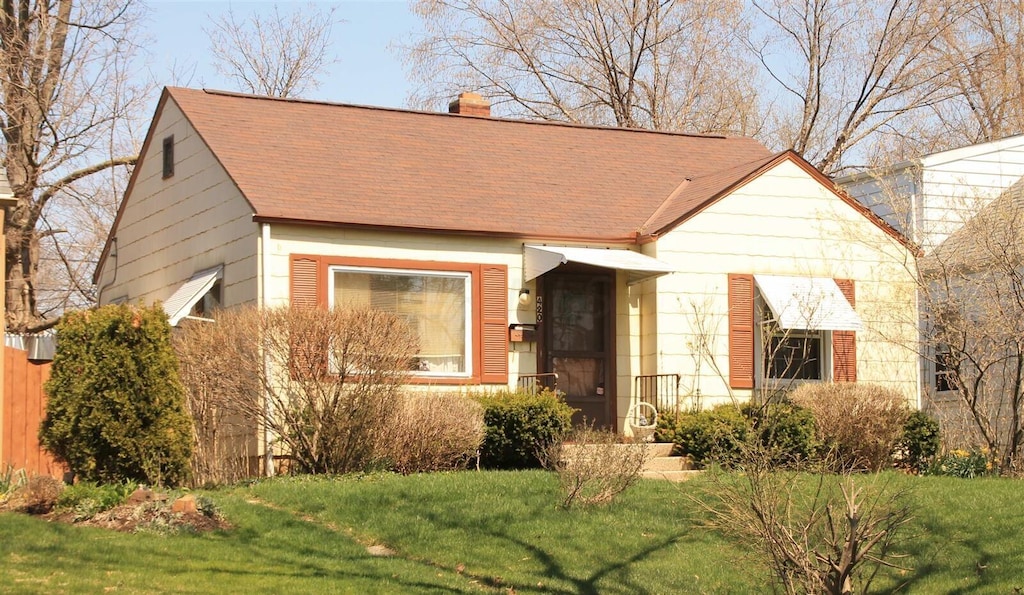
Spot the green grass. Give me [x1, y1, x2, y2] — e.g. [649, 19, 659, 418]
[2, 471, 1023, 593]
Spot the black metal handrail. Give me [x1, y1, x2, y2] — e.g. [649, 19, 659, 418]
[633, 373, 681, 415]
[517, 373, 559, 394]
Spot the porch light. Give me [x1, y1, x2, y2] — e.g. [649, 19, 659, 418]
[518, 288, 531, 305]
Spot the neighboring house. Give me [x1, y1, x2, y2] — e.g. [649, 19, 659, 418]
[94, 88, 920, 448]
[838, 134, 1024, 252]
[914, 179, 1024, 448]
[838, 136, 1024, 437]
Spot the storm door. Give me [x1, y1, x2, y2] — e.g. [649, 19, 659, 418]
[542, 269, 614, 428]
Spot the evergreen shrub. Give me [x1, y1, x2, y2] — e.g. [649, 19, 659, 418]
[473, 389, 574, 469]
[40, 305, 193, 486]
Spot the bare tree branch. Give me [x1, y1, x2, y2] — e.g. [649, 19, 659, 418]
[205, 3, 341, 98]
[404, 0, 764, 135]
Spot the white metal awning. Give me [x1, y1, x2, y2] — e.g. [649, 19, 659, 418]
[163, 266, 223, 326]
[524, 245, 677, 285]
[754, 275, 862, 331]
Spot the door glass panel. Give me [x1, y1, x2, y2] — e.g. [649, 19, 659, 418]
[552, 357, 604, 399]
[549, 277, 606, 352]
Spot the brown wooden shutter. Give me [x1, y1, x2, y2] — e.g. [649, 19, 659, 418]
[289, 255, 324, 378]
[728, 273, 755, 389]
[479, 265, 509, 383]
[832, 279, 857, 382]
[290, 255, 321, 308]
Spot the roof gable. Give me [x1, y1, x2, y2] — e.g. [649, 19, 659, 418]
[643, 151, 916, 252]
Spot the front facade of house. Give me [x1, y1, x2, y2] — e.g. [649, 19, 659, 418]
[95, 88, 920, 443]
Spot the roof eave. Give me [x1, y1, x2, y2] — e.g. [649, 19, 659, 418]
[252, 215, 642, 245]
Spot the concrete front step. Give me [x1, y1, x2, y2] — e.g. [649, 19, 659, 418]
[640, 469, 703, 482]
[561, 442, 694, 475]
[645, 455, 695, 472]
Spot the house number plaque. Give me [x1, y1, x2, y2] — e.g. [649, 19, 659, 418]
[535, 295, 543, 322]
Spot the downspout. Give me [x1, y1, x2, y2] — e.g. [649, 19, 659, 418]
[260, 222, 275, 476]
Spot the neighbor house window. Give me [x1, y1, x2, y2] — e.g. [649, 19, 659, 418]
[764, 331, 824, 380]
[162, 135, 174, 178]
[329, 266, 472, 377]
[935, 346, 957, 392]
[190, 280, 221, 318]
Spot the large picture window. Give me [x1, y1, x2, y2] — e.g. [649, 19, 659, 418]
[330, 266, 472, 377]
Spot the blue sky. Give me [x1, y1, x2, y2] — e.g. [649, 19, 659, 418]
[145, 1, 416, 108]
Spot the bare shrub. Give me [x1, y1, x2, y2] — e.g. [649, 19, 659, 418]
[381, 393, 485, 474]
[702, 446, 912, 594]
[7, 475, 65, 514]
[544, 427, 648, 508]
[173, 305, 418, 476]
[175, 316, 261, 486]
[791, 383, 910, 471]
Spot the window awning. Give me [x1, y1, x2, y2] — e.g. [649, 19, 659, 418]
[754, 275, 862, 331]
[163, 266, 223, 326]
[524, 245, 677, 285]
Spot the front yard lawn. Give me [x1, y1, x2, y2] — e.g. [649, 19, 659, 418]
[2, 471, 1022, 593]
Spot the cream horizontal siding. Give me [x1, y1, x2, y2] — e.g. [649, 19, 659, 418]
[652, 159, 920, 407]
[97, 100, 259, 310]
[267, 225, 645, 423]
[267, 225, 537, 390]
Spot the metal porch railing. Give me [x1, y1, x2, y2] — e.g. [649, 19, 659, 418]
[633, 374, 681, 416]
[517, 373, 559, 394]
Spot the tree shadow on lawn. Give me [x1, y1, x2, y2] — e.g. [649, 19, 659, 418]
[894, 530, 1024, 594]
[412, 507, 693, 595]
[3, 505, 475, 594]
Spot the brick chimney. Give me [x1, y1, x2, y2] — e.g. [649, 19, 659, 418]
[448, 92, 491, 117]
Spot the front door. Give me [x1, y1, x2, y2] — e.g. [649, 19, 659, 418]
[542, 269, 614, 428]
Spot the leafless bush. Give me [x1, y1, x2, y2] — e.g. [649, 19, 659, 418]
[175, 316, 261, 486]
[7, 475, 65, 514]
[544, 427, 648, 508]
[174, 305, 418, 476]
[381, 393, 485, 474]
[702, 446, 912, 594]
[791, 383, 910, 471]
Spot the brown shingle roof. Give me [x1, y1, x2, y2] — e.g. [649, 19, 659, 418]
[167, 87, 774, 242]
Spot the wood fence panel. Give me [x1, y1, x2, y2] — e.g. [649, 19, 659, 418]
[2, 346, 63, 478]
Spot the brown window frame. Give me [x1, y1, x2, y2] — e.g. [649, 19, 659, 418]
[290, 254, 508, 385]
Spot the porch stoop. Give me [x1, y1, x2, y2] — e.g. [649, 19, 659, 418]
[559, 442, 701, 482]
[640, 443, 701, 482]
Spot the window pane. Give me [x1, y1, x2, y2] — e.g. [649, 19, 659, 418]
[766, 335, 822, 380]
[935, 347, 957, 392]
[334, 270, 467, 374]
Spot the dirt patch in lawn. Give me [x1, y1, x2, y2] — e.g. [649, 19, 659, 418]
[2, 483, 230, 534]
[46, 502, 231, 534]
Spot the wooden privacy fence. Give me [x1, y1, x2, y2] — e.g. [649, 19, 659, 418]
[1, 346, 64, 478]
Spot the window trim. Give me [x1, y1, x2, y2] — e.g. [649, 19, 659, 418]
[328, 264, 474, 379]
[295, 254, 506, 385]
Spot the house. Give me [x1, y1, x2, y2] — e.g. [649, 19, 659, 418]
[94, 88, 920, 444]
[838, 134, 1024, 252]
[838, 136, 1024, 448]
